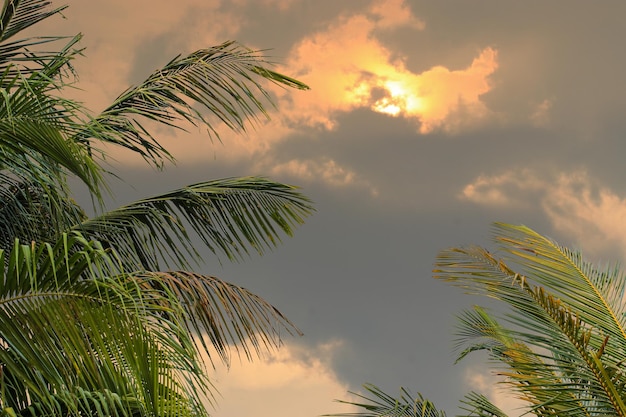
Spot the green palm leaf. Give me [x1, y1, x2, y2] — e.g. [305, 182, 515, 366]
[332, 224, 626, 417]
[0, 233, 147, 416]
[455, 306, 598, 416]
[330, 384, 446, 417]
[0, 231, 301, 416]
[0, 0, 70, 77]
[76, 177, 314, 269]
[0, 2, 313, 416]
[0, 174, 98, 260]
[433, 224, 626, 416]
[78, 41, 309, 167]
[0, 1, 65, 42]
[0, 34, 103, 196]
[494, 223, 626, 360]
[459, 392, 510, 417]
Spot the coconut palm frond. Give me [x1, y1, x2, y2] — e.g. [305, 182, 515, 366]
[329, 384, 446, 417]
[458, 392, 510, 417]
[0, 36, 104, 197]
[434, 223, 626, 416]
[76, 177, 314, 270]
[0, 3, 313, 415]
[0, 1, 76, 78]
[494, 223, 626, 361]
[0, 233, 213, 417]
[77, 41, 309, 167]
[0, 173, 86, 250]
[132, 269, 300, 368]
[0, 0, 65, 42]
[0, 117, 101, 191]
[455, 307, 595, 417]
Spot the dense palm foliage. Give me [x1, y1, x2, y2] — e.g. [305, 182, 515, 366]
[0, 1, 313, 416]
[333, 223, 626, 416]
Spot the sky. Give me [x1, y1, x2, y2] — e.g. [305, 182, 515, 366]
[32, 1, 626, 415]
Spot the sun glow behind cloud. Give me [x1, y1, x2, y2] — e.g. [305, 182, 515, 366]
[371, 80, 425, 117]
[50, 0, 499, 193]
[277, 1, 498, 134]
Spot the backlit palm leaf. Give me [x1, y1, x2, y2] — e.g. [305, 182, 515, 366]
[333, 224, 626, 416]
[433, 223, 626, 416]
[132, 270, 301, 367]
[459, 392, 510, 417]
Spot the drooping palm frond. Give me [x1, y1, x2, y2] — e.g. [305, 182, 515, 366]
[77, 41, 309, 167]
[76, 177, 314, 270]
[329, 384, 446, 417]
[132, 270, 301, 367]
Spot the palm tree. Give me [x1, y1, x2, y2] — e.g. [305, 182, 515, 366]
[332, 223, 626, 416]
[0, 1, 313, 416]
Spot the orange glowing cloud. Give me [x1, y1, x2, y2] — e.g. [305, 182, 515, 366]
[209, 340, 358, 417]
[278, 0, 498, 134]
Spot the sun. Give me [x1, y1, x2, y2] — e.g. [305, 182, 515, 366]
[372, 79, 424, 117]
[372, 98, 402, 116]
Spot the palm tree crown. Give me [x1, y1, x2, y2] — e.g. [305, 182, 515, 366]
[332, 223, 626, 416]
[0, 1, 314, 416]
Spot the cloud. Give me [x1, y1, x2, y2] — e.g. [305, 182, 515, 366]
[530, 98, 555, 127]
[105, 0, 442, 190]
[49, 0, 497, 193]
[270, 158, 379, 196]
[461, 169, 626, 260]
[368, 0, 425, 30]
[461, 169, 545, 208]
[36, 0, 240, 114]
[209, 340, 358, 417]
[542, 173, 626, 260]
[277, 1, 498, 134]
